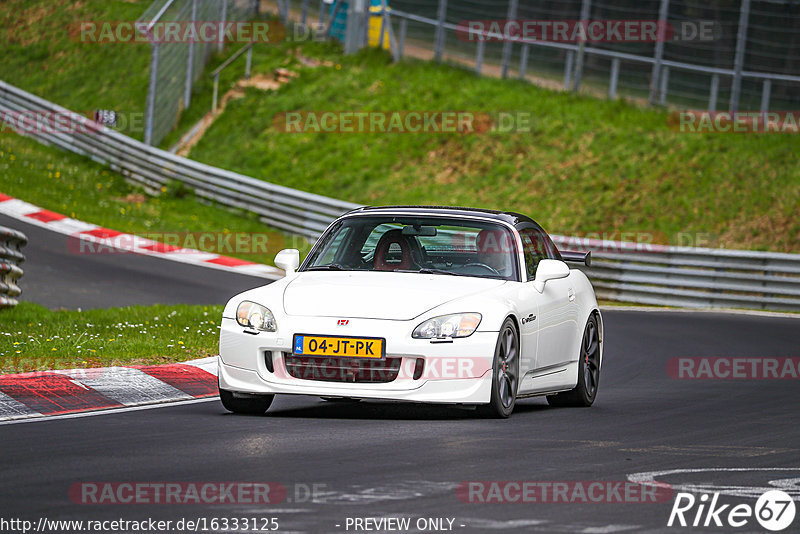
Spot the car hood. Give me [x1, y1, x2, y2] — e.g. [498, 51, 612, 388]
[283, 271, 507, 320]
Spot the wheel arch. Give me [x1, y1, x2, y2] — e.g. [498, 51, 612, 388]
[591, 308, 604, 367]
[505, 313, 521, 336]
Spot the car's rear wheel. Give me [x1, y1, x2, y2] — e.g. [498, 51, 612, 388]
[219, 388, 274, 415]
[547, 314, 600, 407]
[479, 318, 519, 418]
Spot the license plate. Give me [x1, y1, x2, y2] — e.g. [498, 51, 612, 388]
[293, 334, 385, 359]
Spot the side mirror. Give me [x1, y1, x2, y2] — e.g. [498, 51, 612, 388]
[533, 259, 570, 293]
[274, 249, 300, 274]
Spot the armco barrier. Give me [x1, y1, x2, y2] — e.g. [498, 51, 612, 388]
[552, 236, 800, 312]
[2, 80, 800, 311]
[0, 225, 27, 309]
[0, 80, 359, 241]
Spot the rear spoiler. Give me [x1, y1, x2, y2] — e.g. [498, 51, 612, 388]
[561, 250, 591, 267]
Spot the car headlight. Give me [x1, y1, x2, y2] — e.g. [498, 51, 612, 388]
[236, 301, 277, 332]
[412, 313, 482, 339]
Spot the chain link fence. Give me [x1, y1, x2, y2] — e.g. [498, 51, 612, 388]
[277, 0, 800, 112]
[138, 0, 259, 146]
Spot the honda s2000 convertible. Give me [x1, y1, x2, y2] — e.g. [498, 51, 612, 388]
[218, 206, 602, 418]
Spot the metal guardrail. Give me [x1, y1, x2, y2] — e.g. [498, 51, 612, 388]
[2, 79, 800, 312]
[551, 236, 800, 312]
[0, 225, 27, 309]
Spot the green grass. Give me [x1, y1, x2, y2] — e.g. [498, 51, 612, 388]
[0, 0, 152, 139]
[0, 302, 222, 373]
[2, 1, 798, 253]
[181, 41, 800, 252]
[0, 133, 311, 265]
[0, 2, 311, 264]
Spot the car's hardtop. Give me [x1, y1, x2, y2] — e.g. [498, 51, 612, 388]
[343, 205, 541, 231]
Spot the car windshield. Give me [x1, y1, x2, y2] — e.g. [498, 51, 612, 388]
[302, 215, 520, 281]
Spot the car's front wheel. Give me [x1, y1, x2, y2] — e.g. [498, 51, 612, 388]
[479, 318, 519, 418]
[219, 389, 274, 415]
[547, 314, 600, 407]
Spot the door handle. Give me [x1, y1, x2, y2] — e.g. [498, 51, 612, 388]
[568, 287, 575, 302]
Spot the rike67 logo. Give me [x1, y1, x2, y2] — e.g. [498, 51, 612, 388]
[668, 490, 796, 531]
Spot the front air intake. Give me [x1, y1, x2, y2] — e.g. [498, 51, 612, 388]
[284, 355, 401, 383]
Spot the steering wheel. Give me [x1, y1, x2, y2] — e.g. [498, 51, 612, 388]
[463, 262, 500, 275]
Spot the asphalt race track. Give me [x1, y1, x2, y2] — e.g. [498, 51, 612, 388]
[1, 214, 265, 309]
[2, 309, 799, 533]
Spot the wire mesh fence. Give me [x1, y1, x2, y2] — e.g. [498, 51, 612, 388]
[278, 0, 800, 113]
[138, 0, 259, 146]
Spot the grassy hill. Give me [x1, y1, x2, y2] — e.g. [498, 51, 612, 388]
[1, 1, 798, 253]
[0, 133, 308, 265]
[183, 42, 800, 252]
[0, 0, 152, 139]
[0, 1, 305, 263]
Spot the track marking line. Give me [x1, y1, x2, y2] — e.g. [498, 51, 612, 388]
[628, 468, 800, 501]
[0, 397, 219, 426]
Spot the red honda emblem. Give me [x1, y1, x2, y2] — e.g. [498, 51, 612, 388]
[337, 319, 349, 326]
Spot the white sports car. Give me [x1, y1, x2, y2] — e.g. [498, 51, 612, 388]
[218, 206, 602, 418]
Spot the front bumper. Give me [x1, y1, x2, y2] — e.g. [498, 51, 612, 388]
[218, 316, 496, 404]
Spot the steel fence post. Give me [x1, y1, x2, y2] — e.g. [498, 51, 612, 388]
[434, 0, 447, 63]
[398, 18, 407, 59]
[344, 0, 367, 54]
[563, 50, 574, 90]
[729, 0, 751, 112]
[659, 66, 670, 105]
[145, 42, 159, 146]
[708, 73, 719, 111]
[519, 43, 529, 80]
[609, 57, 620, 99]
[475, 39, 485, 74]
[245, 45, 253, 80]
[219, 0, 228, 53]
[649, 0, 670, 105]
[572, 0, 591, 91]
[212, 74, 220, 113]
[378, 0, 387, 49]
[185, 0, 198, 109]
[501, 0, 518, 78]
[760, 79, 771, 113]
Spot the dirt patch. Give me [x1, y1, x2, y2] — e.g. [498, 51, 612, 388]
[173, 69, 298, 157]
[115, 193, 147, 204]
[239, 73, 282, 91]
[294, 49, 335, 68]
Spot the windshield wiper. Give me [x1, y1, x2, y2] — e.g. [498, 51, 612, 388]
[304, 263, 347, 271]
[416, 268, 460, 276]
